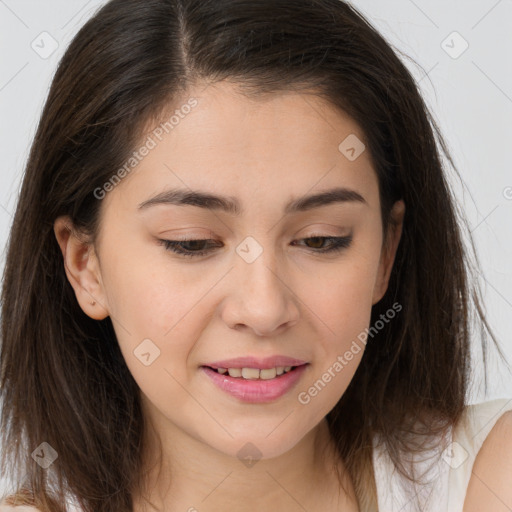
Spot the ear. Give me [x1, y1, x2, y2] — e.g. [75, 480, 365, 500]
[53, 216, 109, 320]
[372, 199, 405, 305]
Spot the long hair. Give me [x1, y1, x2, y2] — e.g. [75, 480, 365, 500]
[1, 1, 508, 510]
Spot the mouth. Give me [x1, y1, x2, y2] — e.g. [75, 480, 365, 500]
[200, 363, 309, 403]
[202, 365, 300, 380]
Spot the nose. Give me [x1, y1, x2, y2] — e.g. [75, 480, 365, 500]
[219, 243, 300, 337]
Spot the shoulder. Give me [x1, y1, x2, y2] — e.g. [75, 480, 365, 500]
[463, 405, 512, 511]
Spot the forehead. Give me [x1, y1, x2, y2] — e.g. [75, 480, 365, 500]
[102, 81, 378, 214]
[157, 81, 368, 164]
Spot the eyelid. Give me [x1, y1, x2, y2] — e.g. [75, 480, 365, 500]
[157, 233, 353, 258]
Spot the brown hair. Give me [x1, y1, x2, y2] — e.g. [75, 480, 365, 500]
[1, 0, 509, 511]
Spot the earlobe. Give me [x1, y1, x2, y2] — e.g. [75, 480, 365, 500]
[53, 216, 109, 320]
[372, 200, 405, 305]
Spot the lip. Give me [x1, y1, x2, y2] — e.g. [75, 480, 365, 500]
[201, 363, 309, 403]
[205, 355, 308, 370]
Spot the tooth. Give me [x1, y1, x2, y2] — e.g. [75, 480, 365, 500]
[228, 368, 242, 377]
[260, 368, 277, 380]
[241, 368, 260, 379]
[224, 366, 292, 379]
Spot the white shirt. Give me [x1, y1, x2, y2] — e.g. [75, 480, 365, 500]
[372, 397, 512, 512]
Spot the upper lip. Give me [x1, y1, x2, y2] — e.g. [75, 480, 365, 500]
[204, 356, 308, 369]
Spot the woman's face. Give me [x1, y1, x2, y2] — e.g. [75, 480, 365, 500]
[56, 81, 404, 461]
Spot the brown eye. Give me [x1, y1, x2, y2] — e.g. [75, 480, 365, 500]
[293, 235, 353, 253]
[304, 237, 327, 249]
[179, 239, 210, 251]
[158, 238, 222, 258]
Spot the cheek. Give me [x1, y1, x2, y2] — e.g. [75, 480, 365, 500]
[98, 236, 212, 379]
[302, 241, 381, 393]
[311, 245, 381, 333]
[104, 262, 203, 414]
[99, 226, 208, 333]
[312, 272, 372, 376]
[295, 269, 375, 421]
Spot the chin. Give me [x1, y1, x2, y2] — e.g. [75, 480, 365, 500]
[206, 429, 306, 462]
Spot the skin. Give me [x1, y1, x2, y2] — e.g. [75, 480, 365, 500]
[53, 80, 406, 511]
[463, 410, 512, 511]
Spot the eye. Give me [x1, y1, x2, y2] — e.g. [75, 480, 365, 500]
[158, 234, 353, 258]
[158, 238, 221, 258]
[293, 235, 353, 253]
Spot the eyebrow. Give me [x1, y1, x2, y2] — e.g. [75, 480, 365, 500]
[138, 186, 367, 215]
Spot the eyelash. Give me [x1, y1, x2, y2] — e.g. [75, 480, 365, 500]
[158, 235, 353, 258]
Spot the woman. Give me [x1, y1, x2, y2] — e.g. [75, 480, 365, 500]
[1, 0, 511, 511]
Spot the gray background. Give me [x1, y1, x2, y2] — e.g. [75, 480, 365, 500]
[1, 0, 511, 495]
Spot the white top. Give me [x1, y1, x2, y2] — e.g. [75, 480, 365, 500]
[372, 397, 512, 512]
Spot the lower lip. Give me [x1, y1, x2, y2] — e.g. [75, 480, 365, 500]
[201, 364, 308, 403]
